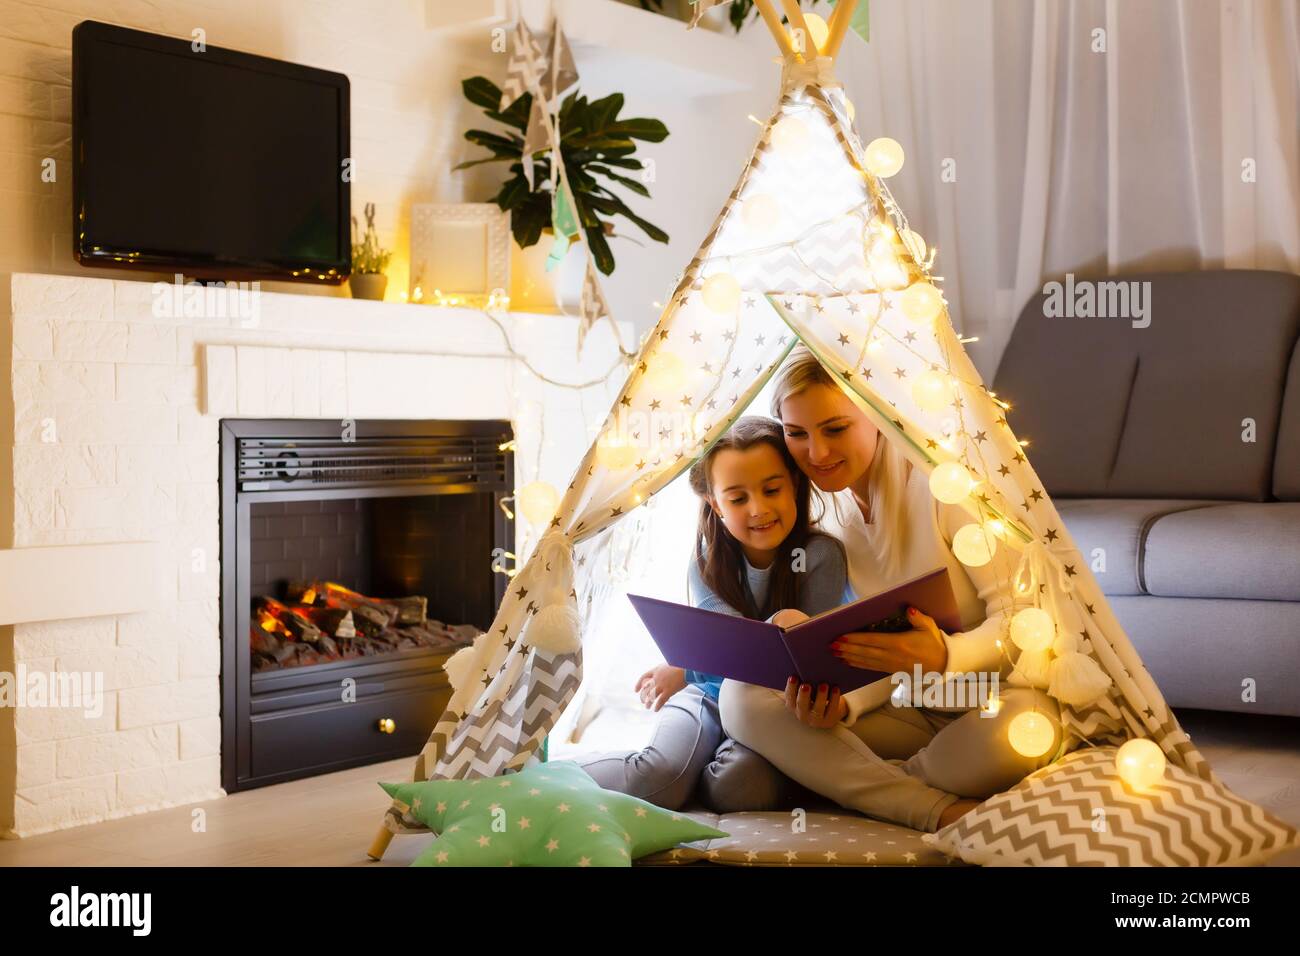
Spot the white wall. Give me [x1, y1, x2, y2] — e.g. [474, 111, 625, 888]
[0, 0, 773, 332]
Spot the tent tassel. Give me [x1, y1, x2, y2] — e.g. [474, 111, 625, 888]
[522, 529, 581, 654]
[1047, 628, 1113, 707]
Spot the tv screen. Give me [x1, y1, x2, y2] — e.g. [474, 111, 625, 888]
[72, 20, 350, 282]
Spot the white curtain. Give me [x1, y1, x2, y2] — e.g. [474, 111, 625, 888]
[833, 0, 1300, 379]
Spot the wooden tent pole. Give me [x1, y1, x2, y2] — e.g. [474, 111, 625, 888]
[780, 0, 815, 59]
[825, 0, 859, 60]
[753, 0, 800, 61]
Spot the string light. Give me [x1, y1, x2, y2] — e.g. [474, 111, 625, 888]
[516, 480, 560, 526]
[952, 522, 998, 567]
[1008, 711, 1056, 758]
[864, 137, 905, 177]
[929, 461, 977, 504]
[702, 272, 742, 313]
[1116, 738, 1167, 792]
[1010, 607, 1056, 653]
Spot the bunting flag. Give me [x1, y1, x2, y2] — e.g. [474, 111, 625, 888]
[541, 27, 580, 102]
[578, 254, 611, 353]
[826, 0, 870, 43]
[521, 95, 550, 191]
[546, 182, 580, 271]
[688, 0, 725, 29]
[499, 17, 546, 109]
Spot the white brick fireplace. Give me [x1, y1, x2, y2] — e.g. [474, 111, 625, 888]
[1, 272, 626, 836]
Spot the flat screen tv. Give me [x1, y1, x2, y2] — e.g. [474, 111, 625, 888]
[72, 20, 350, 283]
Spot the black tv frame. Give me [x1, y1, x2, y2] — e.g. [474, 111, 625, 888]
[72, 20, 351, 284]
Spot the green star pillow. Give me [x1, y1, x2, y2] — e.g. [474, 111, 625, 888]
[379, 760, 727, 867]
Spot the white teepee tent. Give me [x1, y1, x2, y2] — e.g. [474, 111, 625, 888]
[368, 0, 1215, 859]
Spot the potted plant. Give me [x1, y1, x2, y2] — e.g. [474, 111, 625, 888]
[454, 76, 669, 309]
[350, 202, 392, 301]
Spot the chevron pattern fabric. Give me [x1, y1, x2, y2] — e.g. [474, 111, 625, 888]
[923, 747, 1300, 866]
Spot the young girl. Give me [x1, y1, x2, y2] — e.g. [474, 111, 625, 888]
[579, 416, 848, 812]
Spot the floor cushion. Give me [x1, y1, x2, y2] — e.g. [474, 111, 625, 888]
[636, 809, 965, 866]
[921, 746, 1300, 866]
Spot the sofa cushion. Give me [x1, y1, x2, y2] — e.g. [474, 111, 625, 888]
[994, 270, 1300, 500]
[1054, 499, 1220, 595]
[1143, 502, 1300, 601]
[1275, 342, 1300, 499]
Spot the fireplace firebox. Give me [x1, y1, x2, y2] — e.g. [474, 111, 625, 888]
[219, 419, 514, 792]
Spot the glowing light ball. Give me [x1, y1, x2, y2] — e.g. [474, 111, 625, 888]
[594, 432, 637, 471]
[864, 137, 905, 178]
[901, 228, 927, 263]
[642, 351, 686, 392]
[742, 193, 781, 234]
[802, 12, 830, 52]
[952, 522, 998, 567]
[929, 462, 977, 504]
[1010, 607, 1056, 653]
[867, 235, 910, 290]
[1008, 711, 1056, 758]
[1116, 738, 1167, 792]
[517, 481, 560, 526]
[772, 116, 810, 155]
[701, 273, 742, 314]
[912, 368, 952, 412]
[900, 282, 944, 324]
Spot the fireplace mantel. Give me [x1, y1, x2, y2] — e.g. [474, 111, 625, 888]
[1, 270, 629, 836]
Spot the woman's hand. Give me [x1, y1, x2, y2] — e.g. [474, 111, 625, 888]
[783, 678, 846, 728]
[831, 607, 948, 674]
[634, 665, 686, 711]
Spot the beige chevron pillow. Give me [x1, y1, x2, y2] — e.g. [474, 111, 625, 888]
[922, 746, 1300, 866]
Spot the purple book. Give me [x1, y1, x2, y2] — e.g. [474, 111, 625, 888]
[627, 566, 963, 692]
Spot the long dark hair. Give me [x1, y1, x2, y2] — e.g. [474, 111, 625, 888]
[687, 416, 820, 619]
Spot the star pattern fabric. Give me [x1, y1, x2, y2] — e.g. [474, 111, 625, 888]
[380, 761, 727, 867]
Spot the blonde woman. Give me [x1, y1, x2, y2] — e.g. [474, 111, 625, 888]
[718, 346, 1061, 833]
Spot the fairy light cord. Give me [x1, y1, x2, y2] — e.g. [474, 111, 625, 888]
[478, 305, 630, 390]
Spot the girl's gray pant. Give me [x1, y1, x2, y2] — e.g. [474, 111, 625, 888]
[577, 684, 816, 812]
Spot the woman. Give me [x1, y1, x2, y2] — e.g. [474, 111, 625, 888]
[718, 346, 1061, 833]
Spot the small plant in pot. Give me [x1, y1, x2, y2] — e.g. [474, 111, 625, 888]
[454, 76, 669, 278]
[350, 202, 392, 301]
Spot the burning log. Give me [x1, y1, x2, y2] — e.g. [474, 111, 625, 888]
[304, 606, 356, 639]
[255, 597, 323, 643]
[251, 579, 479, 673]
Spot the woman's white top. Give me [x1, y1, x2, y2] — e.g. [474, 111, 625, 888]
[813, 461, 1027, 722]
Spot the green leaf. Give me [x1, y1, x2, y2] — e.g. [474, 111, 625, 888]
[588, 165, 650, 197]
[585, 194, 669, 243]
[464, 129, 523, 157]
[462, 76, 504, 112]
[585, 224, 615, 276]
[606, 118, 669, 143]
[451, 156, 517, 172]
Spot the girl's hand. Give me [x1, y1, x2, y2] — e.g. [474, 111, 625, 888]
[783, 678, 845, 728]
[770, 608, 810, 628]
[634, 665, 686, 711]
[831, 607, 948, 673]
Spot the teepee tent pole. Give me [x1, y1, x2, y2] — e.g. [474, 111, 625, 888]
[825, 0, 859, 60]
[780, 0, 814, 58]
[753, 0, 800, 61]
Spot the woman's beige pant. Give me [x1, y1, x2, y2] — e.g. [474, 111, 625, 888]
[718, 680, 1061, 832]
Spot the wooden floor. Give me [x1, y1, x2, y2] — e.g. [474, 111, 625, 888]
[1, 708, 1297, 867]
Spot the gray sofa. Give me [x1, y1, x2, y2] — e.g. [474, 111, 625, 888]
[994, 269, 1300, 718]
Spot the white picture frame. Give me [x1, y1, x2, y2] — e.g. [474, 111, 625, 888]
[409, 203, 511, 305]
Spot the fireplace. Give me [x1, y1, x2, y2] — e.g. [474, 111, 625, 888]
[219, 419, 514, 792]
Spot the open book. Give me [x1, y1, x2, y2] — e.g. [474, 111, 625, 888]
[627, 567, 962, 693]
